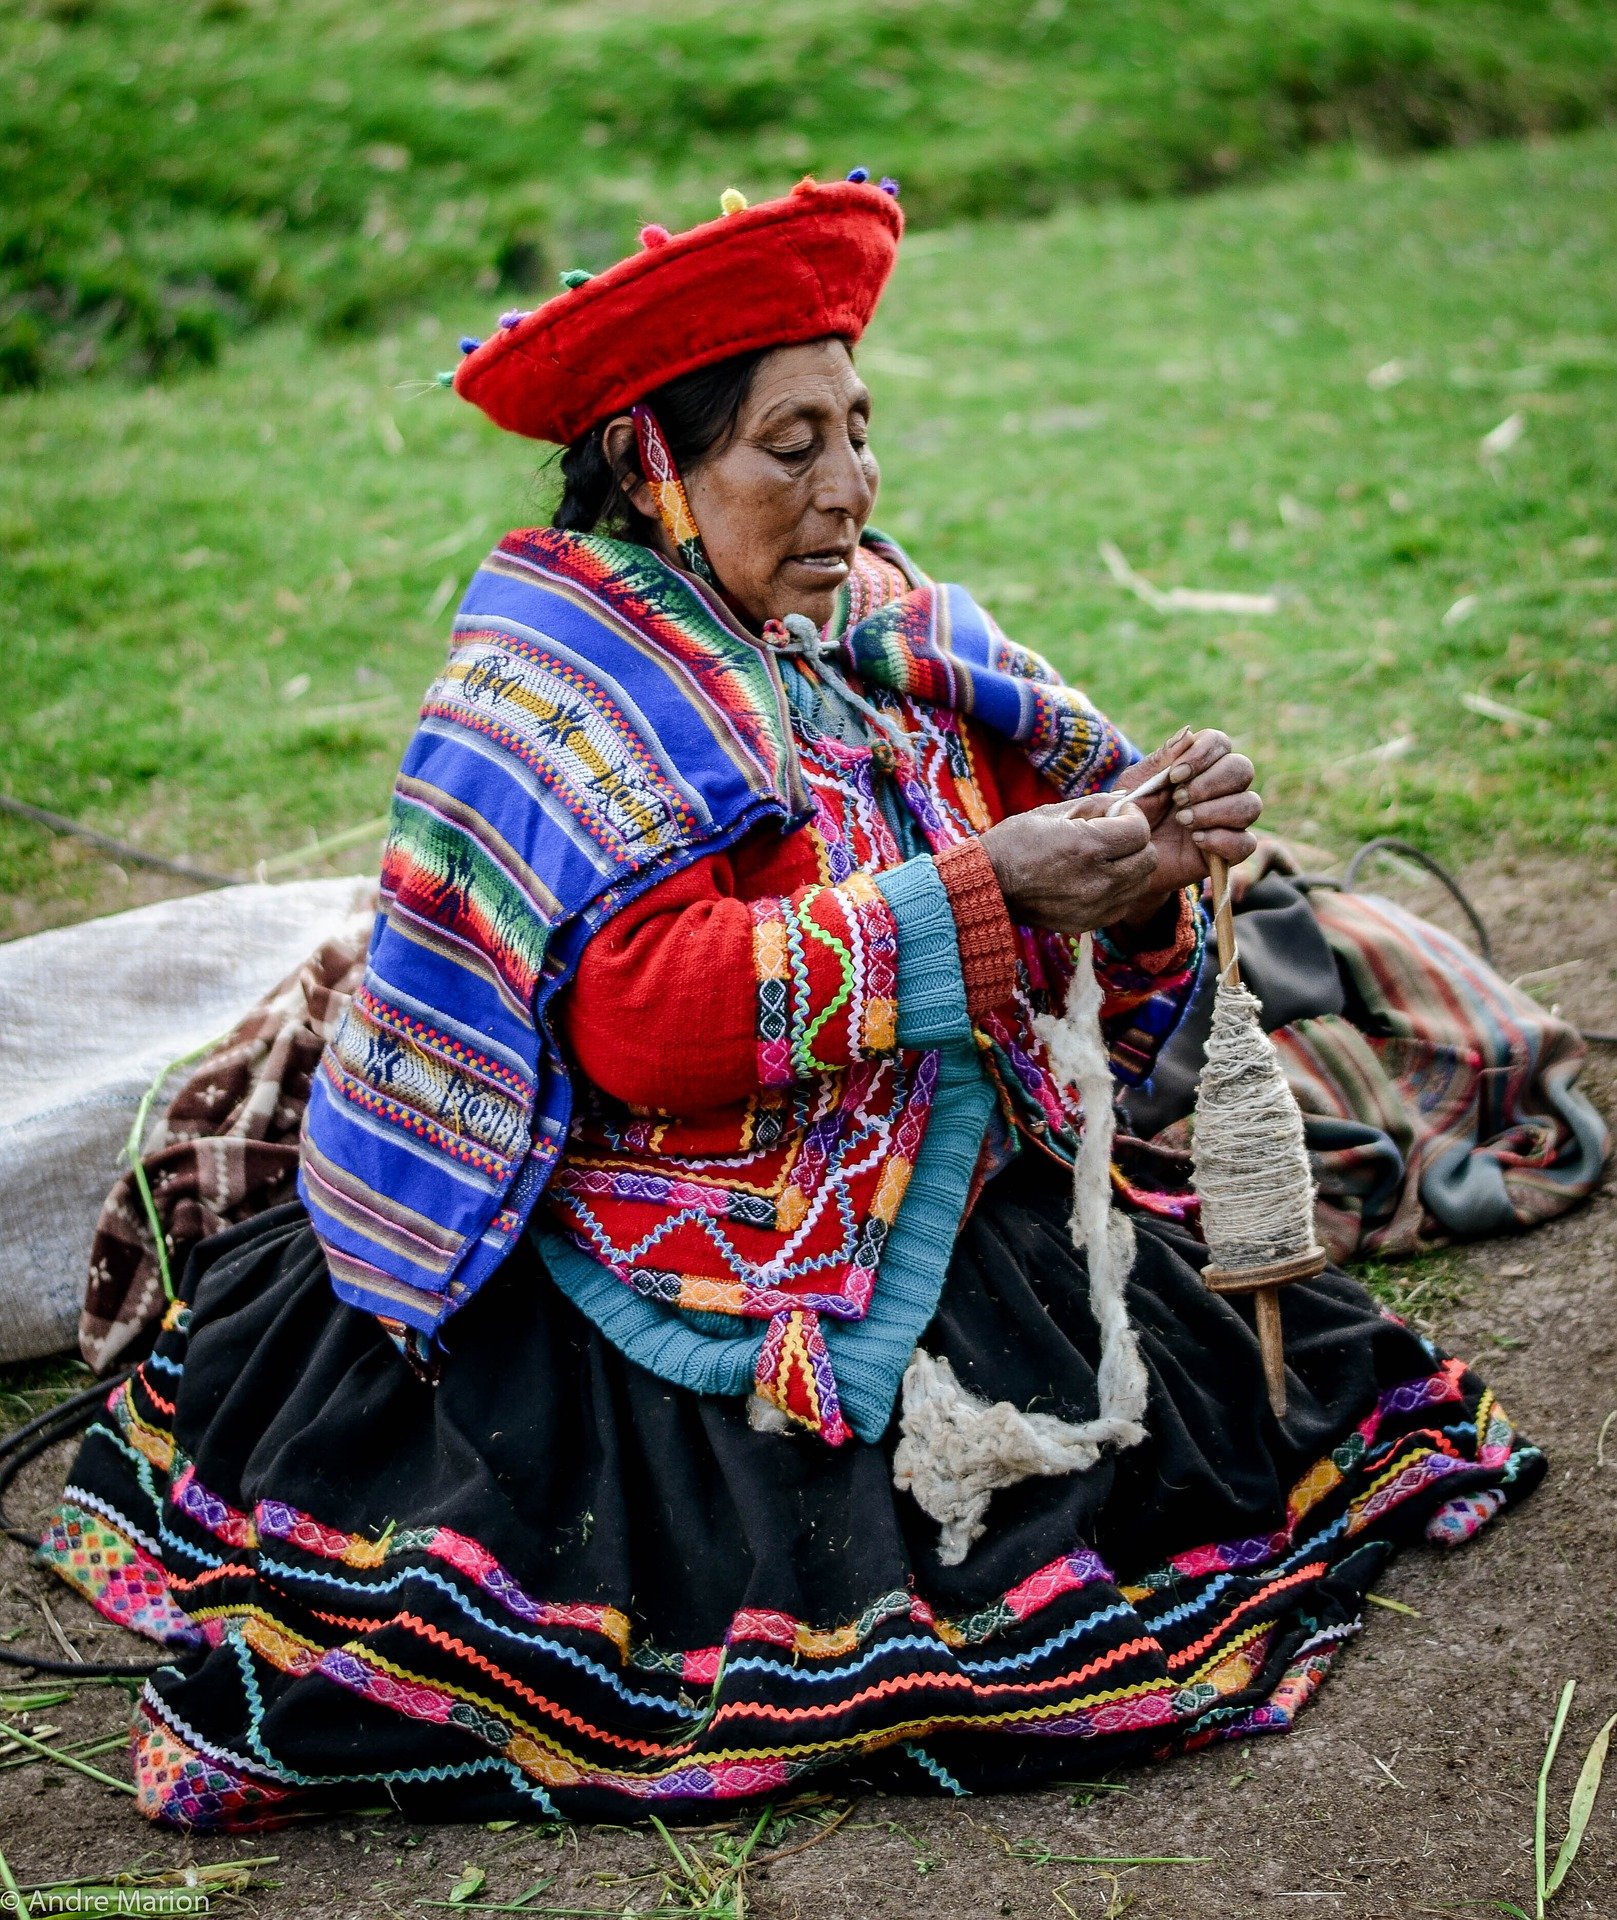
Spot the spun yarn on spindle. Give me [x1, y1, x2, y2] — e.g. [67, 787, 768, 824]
[1191, 979, 1320, 1270]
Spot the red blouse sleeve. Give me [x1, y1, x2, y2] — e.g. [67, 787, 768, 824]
[557, 843, 900, 1114]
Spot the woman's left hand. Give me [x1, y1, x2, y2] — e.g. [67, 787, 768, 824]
[1110, 727, 1261, 914]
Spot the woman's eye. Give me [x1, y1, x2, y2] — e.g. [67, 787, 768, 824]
[770, 442, 814, 462]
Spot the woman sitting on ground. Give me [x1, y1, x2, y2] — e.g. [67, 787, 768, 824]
[43, 176, 1540, 1829]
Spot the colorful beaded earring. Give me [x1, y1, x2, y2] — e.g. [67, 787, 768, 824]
[631, 403, 717, 585]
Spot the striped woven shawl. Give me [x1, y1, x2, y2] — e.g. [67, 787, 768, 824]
[299, 528, 1131, 1344]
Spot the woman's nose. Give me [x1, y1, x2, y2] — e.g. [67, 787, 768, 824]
[817, 434, 876, 520]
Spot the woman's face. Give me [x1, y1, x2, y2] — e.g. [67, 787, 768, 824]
[611, 338, 879, 631]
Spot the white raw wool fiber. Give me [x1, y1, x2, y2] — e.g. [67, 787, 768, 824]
[893, 932, 1148, 1565]
[1192, 978, 1320, 1271]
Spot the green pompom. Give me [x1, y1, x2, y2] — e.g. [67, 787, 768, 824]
[435, 370, 454, 387]
[559, 268, 593, 290]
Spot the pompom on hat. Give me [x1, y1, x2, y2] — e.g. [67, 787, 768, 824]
[453, 175, 904, 446]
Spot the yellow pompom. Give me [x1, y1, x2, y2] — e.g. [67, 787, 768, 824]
[719, 187, 747, 216]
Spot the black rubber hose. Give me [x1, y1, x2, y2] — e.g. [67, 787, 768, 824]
[0, 1410, 112, 1550]
[0, 1375, 124, 1546]
[1341, 836, 1495, 967]
[0, 1642, 161, 1678]
[0, 1374, 118, 1459]
[0, 792, 235, 888]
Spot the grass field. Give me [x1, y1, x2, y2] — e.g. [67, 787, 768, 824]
[3, 128, 1614, 931]
[6, 0, 1617, 386]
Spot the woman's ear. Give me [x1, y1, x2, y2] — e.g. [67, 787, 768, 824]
[601, 416, 657, 520]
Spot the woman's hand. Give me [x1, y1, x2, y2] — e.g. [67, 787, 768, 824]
[978, 795, 1161, 937]
[1112, 726, 1261, 907]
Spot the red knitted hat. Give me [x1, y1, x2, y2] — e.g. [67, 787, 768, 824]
[452, 176, 904, 445]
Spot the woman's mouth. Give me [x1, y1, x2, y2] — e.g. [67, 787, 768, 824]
[787, 549, 852, 579]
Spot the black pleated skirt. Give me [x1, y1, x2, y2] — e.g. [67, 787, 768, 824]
[40, 1159, 1540, 1830]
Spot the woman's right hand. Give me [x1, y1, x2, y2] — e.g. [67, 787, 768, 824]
[977, 795, 1160, 937]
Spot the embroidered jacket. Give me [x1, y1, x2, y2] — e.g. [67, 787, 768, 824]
[299, 529, 1190, 1354]
[545, 710, 1202, 1439]
[548, 709, 1200, 1287]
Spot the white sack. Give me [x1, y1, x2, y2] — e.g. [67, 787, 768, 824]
[0, 878, 370, 1365]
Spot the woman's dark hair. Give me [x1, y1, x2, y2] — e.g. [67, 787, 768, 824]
[552, 348, 769, 539]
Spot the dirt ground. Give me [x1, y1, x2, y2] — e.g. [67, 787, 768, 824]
[2, 852, 1614, 1920]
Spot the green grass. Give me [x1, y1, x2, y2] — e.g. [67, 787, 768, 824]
[3, 129, 1614, 928]
[875, 134, 1617, 863]
[1353, 1249, 1472, 1328]
[0, 1352, 96, 1427]
[5, 0, 1617, 386]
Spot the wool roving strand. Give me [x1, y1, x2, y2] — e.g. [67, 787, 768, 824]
[893, 932, 1148, 1566]
[1192, 852, 1324, 1418]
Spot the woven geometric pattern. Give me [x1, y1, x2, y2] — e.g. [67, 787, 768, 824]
[542, 656, 1201, 1386]
[36, 1501, 202, 1647]
[133, 1713, 292, 1830]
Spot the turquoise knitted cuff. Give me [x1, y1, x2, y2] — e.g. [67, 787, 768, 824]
[822, 1045, 997, 1440]
[535, 1233, 764, 1396]
[874, 856, 973, 1049]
